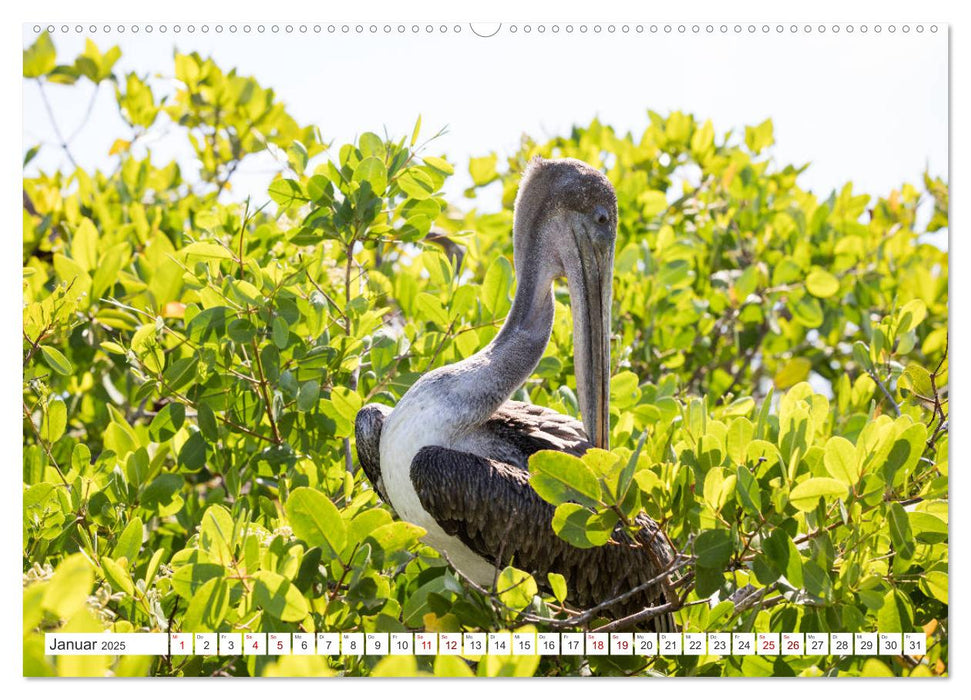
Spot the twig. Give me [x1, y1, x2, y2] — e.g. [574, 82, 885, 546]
[36, 80, 78, 169]
[22, 401, 70, 488]
[66, 83, 101, 144]
[250, 339, 283, 444]
[868, 368, 902, 417]
[590, 599, 683, 634]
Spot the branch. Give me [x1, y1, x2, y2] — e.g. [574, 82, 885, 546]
[22, 401, 70, 488]
[36, 80, 78, 169]
[249, 339, 283, 444]
[868, 368, 902, 417]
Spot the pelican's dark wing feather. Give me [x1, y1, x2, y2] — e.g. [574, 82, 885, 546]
[481, 400, 592, 464]
[354, 403, 393, 503]
[410, 442, 678, 632]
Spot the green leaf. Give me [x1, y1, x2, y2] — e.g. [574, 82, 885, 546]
[806, 269, 840, 298]
[72, 218, 99, 271]
[252, 570, 309, 622]
[101, 556, 135, 596]
[367, 521, 425, 553]
[693, 565, 725, 598]
[703, 468, 736, 512]
[883, 422, 927, 485]
[199, 505, 235, 566]
[24, 32, 56, 78]
[181, 242, 233, 260]
[735, 465, 762, 518]
[921, 570, 948, 604]
[374, 656, 421, 677]
[434, 655, 474, 677]
[888, 502, 916, 560]
[496, 566, 538, 611]
[861, 659, 895, 677]
[547, 572, 567, 603]
[353, 156, 389, 195]
[178, 431, 208, 471]
[183, 577, 231, 632]
[330, 386, 362, 423]
[171, 563, 226, 599]
[481, 256, 513, 317]
[197, 403, 219, 441]
[287, 141, 309, 173]
[791, 296, 824, 328]
[762, 530, 803, 587]
[900, 362, 934, 398]
[415, 292, 449, 327]
[469, 154, 498, 186]
[42, 553, 94, 618]
[402, 576, 457, 626]
[272, 315, 289, 348]
[610, 371, 641, 409]
[788, 477, 848, 512]
[397, 169, 435, 199]
[149, 403, 186, 442]
[423, 155, 454, 175]
[100, 341, 126, 355]
[694, 529, 732, 568]
[285, 487, 346, 556]
[268, 178, 307, 209]
[774, 357, 811, 389]
[40, 345, 73, 375]
[144, 548, 166, 589]
[551, 503, 614, 548]
[43, 397, 67, 443]
[876, 589, 913, 633]
[529, 451, 602, 508]
[909, 511, 947, 544]
[410, 114, 421, 147]
[897, 299, 927, 333]
[852, 340, 873, 371]
[823, 436, 860, 486]
[140, 474, 184, 516]
[113, 517, 143, 563]
[296, 380, 320, 412]
[744, 118, 774, 154]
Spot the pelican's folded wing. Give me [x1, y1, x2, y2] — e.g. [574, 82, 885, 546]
[483, 400, 592, 466]
[354, 403, 393, 503]
[409, 444, 678, 630]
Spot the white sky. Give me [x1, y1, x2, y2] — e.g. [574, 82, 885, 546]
[23, 24, 948, 219]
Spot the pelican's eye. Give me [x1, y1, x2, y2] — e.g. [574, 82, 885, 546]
[592, 205, 611, 226]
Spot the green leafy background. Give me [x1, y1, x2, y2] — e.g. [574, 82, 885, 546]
[23, 35, 948, 677]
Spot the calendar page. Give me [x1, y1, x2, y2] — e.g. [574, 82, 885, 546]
[21, 10, 949, 680]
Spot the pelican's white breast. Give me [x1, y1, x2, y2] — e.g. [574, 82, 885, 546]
[379, 383, 497, 584]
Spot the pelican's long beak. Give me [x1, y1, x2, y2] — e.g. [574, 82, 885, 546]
[566, 230, 614, 450]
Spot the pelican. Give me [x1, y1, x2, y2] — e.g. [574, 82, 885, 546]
[355, 157, 677, 629]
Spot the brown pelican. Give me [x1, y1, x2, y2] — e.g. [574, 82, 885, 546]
[355, 157, 677, 629]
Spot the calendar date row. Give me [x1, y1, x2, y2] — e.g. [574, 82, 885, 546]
[46, 632, 928, 658]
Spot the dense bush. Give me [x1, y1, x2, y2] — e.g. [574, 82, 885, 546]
[23, 35, 948, 677]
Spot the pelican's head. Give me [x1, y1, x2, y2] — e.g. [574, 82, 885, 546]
[513, 157, 617, 449]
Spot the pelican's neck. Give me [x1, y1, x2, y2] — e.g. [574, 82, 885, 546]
[490, 262, 556, 377]
[436, 257, 555, 430]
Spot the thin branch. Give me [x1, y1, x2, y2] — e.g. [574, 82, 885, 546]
[22, 401, 70, 488]
[869, 368, 902, 417]
[249, 339, 283, 444]
[36, 80, 78, 169]
[66, 83, 101, 144]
